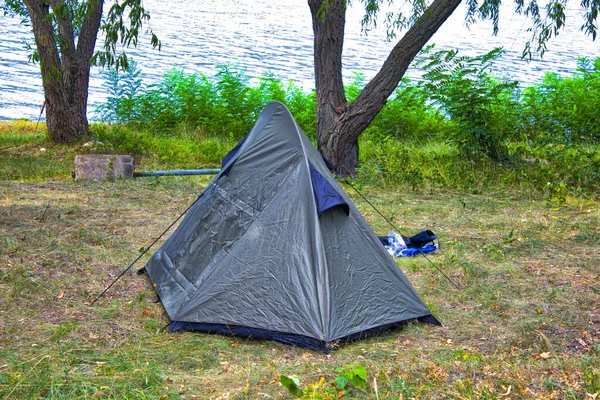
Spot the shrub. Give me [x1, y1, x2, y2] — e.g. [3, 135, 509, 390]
[417, 46, 521, 161]
[521, 56, 600, 145]
[93, 63, 320, 141]
[370, 77, 454, 141]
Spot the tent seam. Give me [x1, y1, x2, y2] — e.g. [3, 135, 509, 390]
[281, 102, 331, 342]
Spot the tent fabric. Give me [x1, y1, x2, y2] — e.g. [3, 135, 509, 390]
[144, 102, 439, 351]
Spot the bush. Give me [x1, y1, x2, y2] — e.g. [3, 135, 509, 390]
[521, 56, 600, 145]
[93, 64, 317, 140]
[370, 77, 454, 141]
[417, 46, 521, 161]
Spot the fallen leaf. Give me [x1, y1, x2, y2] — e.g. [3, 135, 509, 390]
[539, 352, 551, 359]
[500, 385, 512, 396]
[92, 392, 105, 398]
[57, 291, 65, 299]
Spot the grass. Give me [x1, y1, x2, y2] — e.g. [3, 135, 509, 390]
[0, 121, 231, 182]
[1, 123, 599, 399]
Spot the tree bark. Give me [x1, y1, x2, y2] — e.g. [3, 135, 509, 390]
[309, 0, 463, 175]
[24, 0, 103, 143]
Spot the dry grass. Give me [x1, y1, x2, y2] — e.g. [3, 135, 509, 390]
[1, 121, 599, 398]
[1, 176, 599, 399]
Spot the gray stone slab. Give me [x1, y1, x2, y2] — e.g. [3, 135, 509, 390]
[73, 155, 134, 181]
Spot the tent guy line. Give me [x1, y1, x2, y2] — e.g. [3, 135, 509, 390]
[341, 177, 462, 290]
[89, 193, 204, 306]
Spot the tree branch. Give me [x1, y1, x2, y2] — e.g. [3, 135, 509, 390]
[77, 0, 104, 62]
[347, 0, 463, 142]
[48, 0, 76, 63]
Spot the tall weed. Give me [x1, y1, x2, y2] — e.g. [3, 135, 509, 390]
[521, 56, 600, 145]
[90, 53, 600, 197]
[93, 64, 316, 139]
[417, 46, 521, 161]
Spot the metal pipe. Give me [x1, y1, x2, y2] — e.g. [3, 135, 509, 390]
[134, 169, 221, 177]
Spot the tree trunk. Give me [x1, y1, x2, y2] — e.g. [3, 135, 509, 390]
[309, 0, 462, 175]
[24, 0, 103, 143]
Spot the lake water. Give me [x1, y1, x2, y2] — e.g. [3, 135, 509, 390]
[0, 0, 599, 121]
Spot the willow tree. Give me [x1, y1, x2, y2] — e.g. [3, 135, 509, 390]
[2, 0, 159, 142]
[309, 0, 599, 175]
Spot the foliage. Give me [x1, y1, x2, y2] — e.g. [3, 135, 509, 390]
[95, 60, 145, 124]
[369, 77, 454, 141]
[359, 0, 599, 59]
[521, 56, 600, 145]
[280, 364, 367, 398]
[1, 0, 160, 71]
[94, 64, 317, 140]
[7, 48, 600, 198]
[93, 50, 600, 163]
[417, 46, 521, 161]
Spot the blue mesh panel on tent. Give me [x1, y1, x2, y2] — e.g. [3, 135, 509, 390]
[170, 314, 440, 352]
[221, 135, 248, 173]
[309, 162, 349, 216]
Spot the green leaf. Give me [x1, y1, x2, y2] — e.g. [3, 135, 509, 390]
[280, 375, 303, 398]
[350, 365, 367, 389]
[335, 375, 349, 389]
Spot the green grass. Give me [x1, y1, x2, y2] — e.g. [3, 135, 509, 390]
[1, 122, 599, 399]
[0, 121, 231, 181]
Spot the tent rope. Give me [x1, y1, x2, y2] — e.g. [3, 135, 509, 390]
[90, 194, 203, 306]
[342, 177, 462, 290]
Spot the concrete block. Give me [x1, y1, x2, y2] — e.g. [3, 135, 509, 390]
[74, 155, 134, 181]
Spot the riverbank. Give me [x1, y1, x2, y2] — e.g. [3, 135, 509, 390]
[1, 120, 599, 398]
[2, 121, 599, 203]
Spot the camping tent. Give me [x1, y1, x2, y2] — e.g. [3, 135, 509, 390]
[144, 102, 439, 351]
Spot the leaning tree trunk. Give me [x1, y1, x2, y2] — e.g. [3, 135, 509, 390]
[24, 0, 103, 143]
[309, 0, 463, 176]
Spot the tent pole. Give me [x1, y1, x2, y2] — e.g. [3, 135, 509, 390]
[134, 169, 221, 177]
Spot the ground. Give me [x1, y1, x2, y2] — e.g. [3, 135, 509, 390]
[0, 175, 598, 399]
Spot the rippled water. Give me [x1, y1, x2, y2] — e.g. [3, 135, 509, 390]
[0, 0, 598, 121]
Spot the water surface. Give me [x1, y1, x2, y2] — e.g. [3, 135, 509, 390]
[0, 0, 598, 121]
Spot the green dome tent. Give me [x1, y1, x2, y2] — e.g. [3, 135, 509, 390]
[144, 102, 439, 351]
